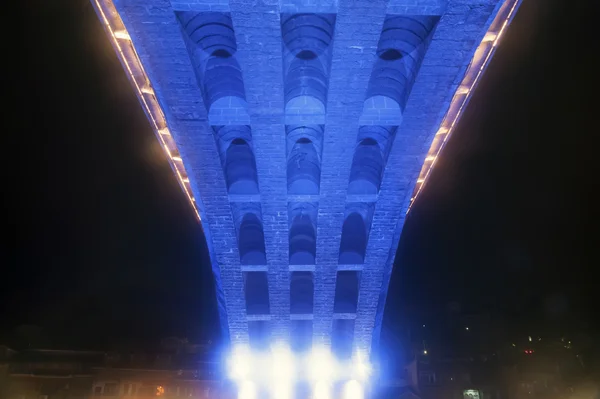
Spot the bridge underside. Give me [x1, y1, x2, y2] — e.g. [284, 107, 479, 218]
[93, 0, 520, 361]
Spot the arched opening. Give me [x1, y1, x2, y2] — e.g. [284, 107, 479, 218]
[379, 48, 402, 61]
[239, 213, 266, 265]
[281, 13, 335, 117]
[290, 272, 314, 314]
[225, 139, 259, 194]
[348, 138, 384, 195]
[289, 214, 317, 265]
[365, 16, 439, 111]
[177, 12, 237, 55]
[212, 49, 231, 58]
[244, 271, 270, 315]
[287, 138, 320, 195]
[281, 14, 335, 58]
[297, 50, 317, 60]
[339, 213, 367, 264]
[177, 12, 248, 115]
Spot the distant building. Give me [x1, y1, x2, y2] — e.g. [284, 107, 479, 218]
[390, 307, 591, 399]
[0, 342, 224, 399]
[3, 349, 103, 399]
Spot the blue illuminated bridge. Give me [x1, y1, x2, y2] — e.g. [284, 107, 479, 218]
[93, 0, 520, 395]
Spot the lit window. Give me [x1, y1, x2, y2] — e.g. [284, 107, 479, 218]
[104, 383, 118, 396]
[463, 390, 480, 399]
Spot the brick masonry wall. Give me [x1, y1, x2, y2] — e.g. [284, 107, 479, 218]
[114, 0, 506, 355]
[228, 0, 291, 341]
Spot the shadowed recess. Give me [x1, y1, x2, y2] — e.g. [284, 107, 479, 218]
[288, 202, 318, 265]
[290, 271, 314, 314]
[348, 126, 397, 194]
[248, 320, 270, 350]
[244, 272, 270, 315]
[177, 12, 247, 112]
[290, 320, 313, 353]
[365, 15, 439, 111]
[238, 213, 267, 265]
[339, 212, 368, 264]
[332, 319, 355, 360]
[334, 271, 360, 313]
[281, 13, 336, 114]
[213, 126, 259, 195]
[289, 214, 317, 265]
[287, 138, 321, 194]
[225, 139, 259, 194]
[287, 125, 323, 194]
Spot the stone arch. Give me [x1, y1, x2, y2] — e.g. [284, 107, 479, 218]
[177, 12, 248, 116]
[203, 55, 246, 108]
[281, 13, 335, 58]
[287, 138, 321, 194]
[239, 213, 267, 265]
[289, 213, 317, 265]
[286, 125, 323, 194]
[284, 57, 328, 115]
[348, 138, 384, 195]
[178, 12, 237, 55]
[281, 13, 336, 116]
[365, 16, 438, 112]
[339, 212, 367, 264]
[348, 126, 397, 194]
[224, 138, 259, 195]
[290, 271, 314, 314]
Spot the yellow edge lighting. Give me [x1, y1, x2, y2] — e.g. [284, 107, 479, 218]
[92, 0, 200, 221]
[408, 0, 521, 214]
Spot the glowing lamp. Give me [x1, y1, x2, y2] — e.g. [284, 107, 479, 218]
[272, 383, 292, 399]
[313, 381, 330, 399]
[228, 345, 251, 380]
[271, 343, 294, 381]
[238, 381, 256, 399]
[352, 351, 371, 381]
[308, 346, 336, 382]
[343, 380, 364, 399]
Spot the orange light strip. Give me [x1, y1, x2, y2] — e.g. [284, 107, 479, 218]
[408, 0, 522, 213]
[92, 0, 200, 221]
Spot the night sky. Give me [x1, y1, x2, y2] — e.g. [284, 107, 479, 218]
[4, 0, 596, 352]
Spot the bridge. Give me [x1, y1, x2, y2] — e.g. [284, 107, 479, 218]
[92, 0, 520, 395]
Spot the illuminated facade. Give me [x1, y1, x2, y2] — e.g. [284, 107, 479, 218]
[91, 0, 520, 381]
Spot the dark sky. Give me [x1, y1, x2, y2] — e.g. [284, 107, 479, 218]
[4, 0, 596, 351]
